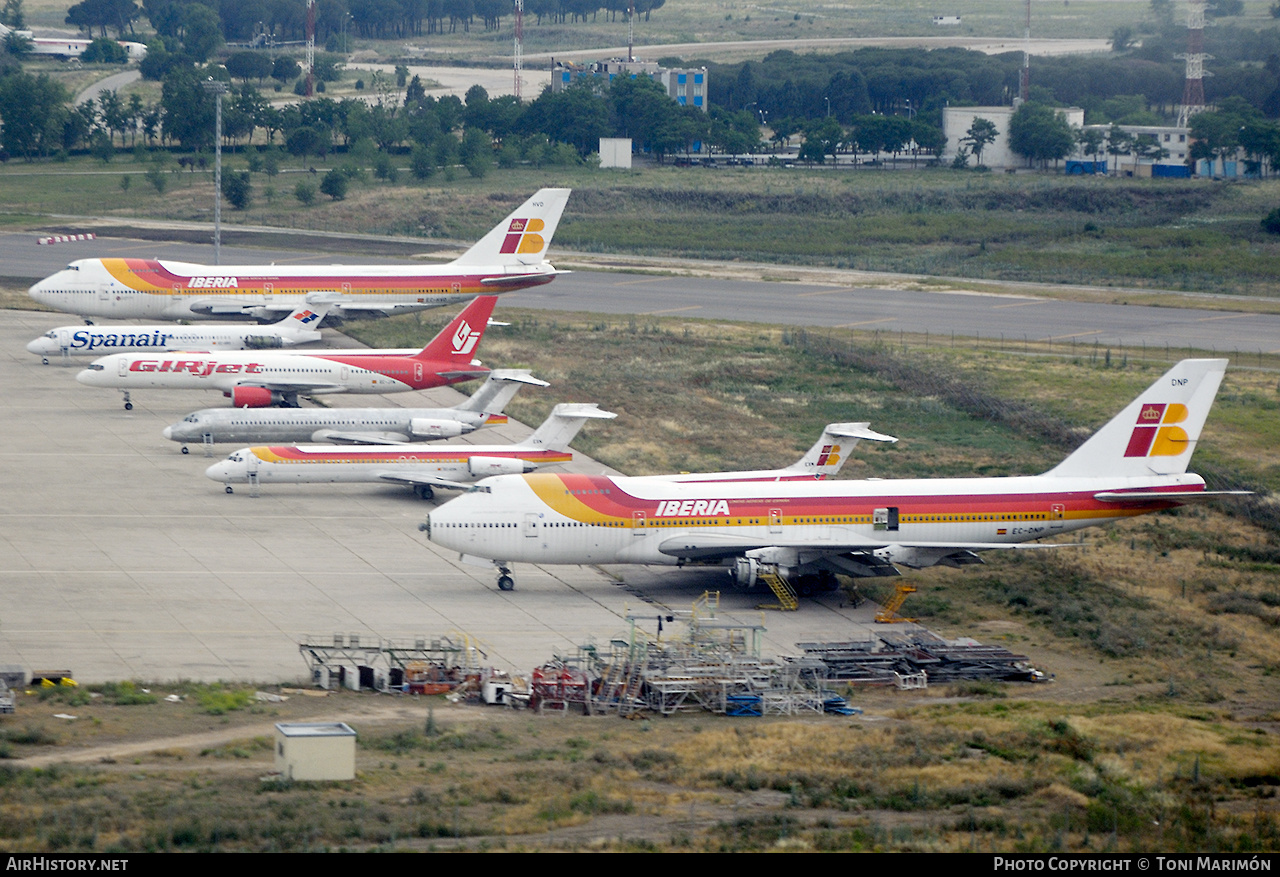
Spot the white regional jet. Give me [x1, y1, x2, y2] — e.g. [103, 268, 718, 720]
[162, 369, 549, 452]
[424, 360, 1244, 594]
[28, 189, 570, 322]
[76, 296, 496, 410]
[28, 299, 334, 363]
[205, 403, 616, 497]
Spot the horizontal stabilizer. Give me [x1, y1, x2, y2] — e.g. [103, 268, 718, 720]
[1094, 489, 1253, 503]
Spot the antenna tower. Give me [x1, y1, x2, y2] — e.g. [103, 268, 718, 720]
[513, 0, 524, 99]
[1176, 0, 1210, 128]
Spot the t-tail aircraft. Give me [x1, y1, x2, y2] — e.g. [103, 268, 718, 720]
[205, 403, 616, 497]
[424, 360, 1245, 594]
[657, 423, 897, 484]
[28, 297, 335, 363]
[28, 189, 569, 322]
[76, 296, 497, 410]
[162, 369, 549, 451]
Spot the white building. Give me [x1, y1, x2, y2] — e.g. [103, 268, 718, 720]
[943, 105, 1084, 169]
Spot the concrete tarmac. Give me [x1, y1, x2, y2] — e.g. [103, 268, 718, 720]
[1, 309, 888, 683]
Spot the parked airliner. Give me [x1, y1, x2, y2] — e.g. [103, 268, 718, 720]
[28, 298, 334, 363]
[205, 403, 616, 497]
[77, 296, 496, 409]
[424, 360, 1244, 594]
[29, 189, 569, 322]
[162, 369, 548, 451]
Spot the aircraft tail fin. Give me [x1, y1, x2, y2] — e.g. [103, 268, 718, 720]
[783, 422, 898, 479]
[517, 403, 616, 451]
[450, 189, 571, 268]
[1045, 359, 1228, 479]
[275, 295, 336, 330]
[415, 296, 499, 362]
[456, 369, 549, 414]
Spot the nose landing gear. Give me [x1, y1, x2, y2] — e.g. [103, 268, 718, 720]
[121, 391, 132, 411]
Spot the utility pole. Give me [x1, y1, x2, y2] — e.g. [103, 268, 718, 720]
[202, 79, 229, 266]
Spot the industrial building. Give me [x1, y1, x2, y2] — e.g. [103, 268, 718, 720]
[550, 58, 708, 110]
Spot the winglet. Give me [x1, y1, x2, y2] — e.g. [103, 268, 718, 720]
[1045, 359, 1228, 479]
[783, 422, 898, 479]
[415, 296, 499, 362]
[450, 189, 571, 268]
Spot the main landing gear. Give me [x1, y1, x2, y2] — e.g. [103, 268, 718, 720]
[121, 391, 132, 411]
[497, 566, 515, 591]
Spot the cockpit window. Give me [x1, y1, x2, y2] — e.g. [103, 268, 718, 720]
[229, 454, 241, 462]
[87, 363, 104, 371]
[184, 415, 199, 422]
[465, 485, 492, 494]
[43, 332, 55, 339]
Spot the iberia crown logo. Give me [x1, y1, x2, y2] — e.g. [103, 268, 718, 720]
[499, 218, 547, 254]
[1124, 402, 1189, 457]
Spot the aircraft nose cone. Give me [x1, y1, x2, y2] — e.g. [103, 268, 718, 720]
[162, 426, 173, 440]
[27, 283, 46, 304]
[74, 369, 95, 385]
[204, 462, 227, 481]
[26, 338, 45, 354]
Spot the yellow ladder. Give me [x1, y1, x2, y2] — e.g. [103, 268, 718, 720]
[755, 569, 799, 611]
[875, 584, 917, 623]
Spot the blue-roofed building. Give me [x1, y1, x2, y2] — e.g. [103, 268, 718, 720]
[550, 58, 708, 111]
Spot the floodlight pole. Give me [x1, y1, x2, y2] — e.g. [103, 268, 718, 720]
[203, 79, 230, 265]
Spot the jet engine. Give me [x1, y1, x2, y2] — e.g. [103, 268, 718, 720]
[227, 386, 285, 408]
[730, 549, 797, 591]
[410, 418, 467, 439]
[467, 456, 535, 478]
[242, 335, 284, 350]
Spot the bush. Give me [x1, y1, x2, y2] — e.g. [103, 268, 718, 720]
[1261, 208, 1280, 235]
[320, 168, 348, 200]
[410, 144, 435, 179]
[222, 171, 251, 210]
[294, 180, 316, 204]
[80, 38, 128, 64]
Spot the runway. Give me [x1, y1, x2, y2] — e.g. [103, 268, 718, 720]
[6, 228, 1278, 354]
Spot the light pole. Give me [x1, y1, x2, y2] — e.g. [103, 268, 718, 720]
[202, 78, 229, 266]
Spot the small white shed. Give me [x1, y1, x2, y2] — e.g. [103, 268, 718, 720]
[599, 137, 633, 168]
[274, 722, 357, 781]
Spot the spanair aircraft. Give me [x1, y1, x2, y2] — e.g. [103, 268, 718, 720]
[28, 298, 335, 363]
[76, 296, 496, 410]
[205, 403, 616, 497]
[28, 188, 569, 322]
[162, 369, 549, 452]
[424, 360, 1244, 594]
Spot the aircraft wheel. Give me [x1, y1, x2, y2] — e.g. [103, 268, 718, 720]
[181, 446, 189, 455]
[414, 485, 434, 501]
[41, 358, 48, 365]
[124, 402, 133, 411]
[497, 575, 515, 592]
[225, 485, 234, 494]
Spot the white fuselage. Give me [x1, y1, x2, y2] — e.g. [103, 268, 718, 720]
[426, 471, 1205, 568]
[28, 259, 553, 321]
[205, 445, 565, 486]
[164, 406, 492, 445]
[27, 321, 322, 358]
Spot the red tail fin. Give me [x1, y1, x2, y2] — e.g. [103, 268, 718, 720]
[416, 296, 498, 362]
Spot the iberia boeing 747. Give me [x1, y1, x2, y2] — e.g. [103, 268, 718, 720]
[424, 360, 1245, 595]
[29, 189, 569, 322]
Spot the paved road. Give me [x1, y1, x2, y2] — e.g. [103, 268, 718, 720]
[6, 229, 1279, 354]
[74, 69, 141, 106]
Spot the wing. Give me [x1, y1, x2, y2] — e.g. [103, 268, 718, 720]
[655, 531, 1069, 576]
[376, 473, 472, 490]
[314, 431, 411, 445]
